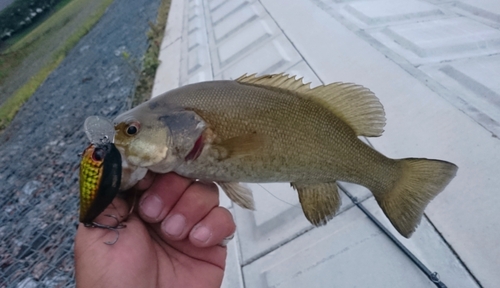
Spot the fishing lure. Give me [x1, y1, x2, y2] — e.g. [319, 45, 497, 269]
[79, 115, 124, 244]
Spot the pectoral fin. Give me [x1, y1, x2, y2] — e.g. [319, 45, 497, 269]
[215, 132, 266, 159]
[218, 182, 255, 210]
[291, 182, 341, 226]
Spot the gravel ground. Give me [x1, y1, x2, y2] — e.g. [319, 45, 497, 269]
[0, 0, 161, 285]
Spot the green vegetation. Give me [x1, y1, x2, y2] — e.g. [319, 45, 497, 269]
[0, 0, 68, 40]
[1, 0, 75, 50]
[6, 0, 78, 52]
[0, 0, 78, 85]
[131, 0, 171, 107]
[0, 55, 64, 130]
[0, 0, 115, 131]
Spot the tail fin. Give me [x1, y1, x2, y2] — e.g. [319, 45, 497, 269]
[373, 158, 458, 238]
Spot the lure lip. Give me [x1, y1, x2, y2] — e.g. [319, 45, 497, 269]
[84, 116, 116, 144]
[79, 142, 122, 224]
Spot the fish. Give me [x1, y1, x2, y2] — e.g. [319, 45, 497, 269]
[79, 142, 122, 225]
[111, 73, 458, 238]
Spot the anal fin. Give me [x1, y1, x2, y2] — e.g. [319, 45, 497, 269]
[218, 182, 255, 210]
[292, 182, 341, 226]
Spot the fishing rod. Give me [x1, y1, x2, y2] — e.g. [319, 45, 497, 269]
[341, 186, 447, 288]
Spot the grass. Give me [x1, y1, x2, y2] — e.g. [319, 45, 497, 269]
[1, 0, 75, 52]
[0, 55, 64, 129]
[131, 0, 171, 107]
[0, 0, 85, 84]
[0, 0, 114, 131]
[0, 0, 75, 83]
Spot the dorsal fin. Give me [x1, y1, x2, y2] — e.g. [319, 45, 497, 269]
[236, 73, 386, 137]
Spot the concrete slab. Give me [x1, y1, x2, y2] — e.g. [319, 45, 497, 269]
[217, 20, 274, 65]
[343, 0, 445, 26]
[204, 0, 313, 79]
[233, 182, 372, 264]
[313, 0, 500, 137]
[210, 0, 254, 26]
[221, 209, 244, 288]
[243, 197, 477, 288]
[373, 17, 500, 64]
[360, 197, 480, 288]
[218, 188, 232, 209]
[206, 0, 226, 12]
[153, 0, 186, 97]
[212, 0, 258, 42]
[450, 0, 500, 27]
[187, 14, 203, 34]
[180, 0, 213, 85]
[216, 34, 303, 80]
[152, 38, 182, 97]
[161, 0, 184, 49]
[420, 54, 500, 127]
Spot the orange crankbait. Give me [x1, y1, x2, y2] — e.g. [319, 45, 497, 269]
[79, 142, 122, 225]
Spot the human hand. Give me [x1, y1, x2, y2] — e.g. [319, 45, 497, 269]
[74, 172, 236, 288]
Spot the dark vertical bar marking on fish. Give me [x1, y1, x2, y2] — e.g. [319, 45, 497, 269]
[340, 185, 448, 288]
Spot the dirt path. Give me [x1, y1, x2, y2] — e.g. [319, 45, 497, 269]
[0, 0, 161, 285]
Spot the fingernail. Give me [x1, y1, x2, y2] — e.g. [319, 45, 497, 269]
[140, 194, 163, 219]
[192, 226, 211, 243]
[163, 214, 186, 237]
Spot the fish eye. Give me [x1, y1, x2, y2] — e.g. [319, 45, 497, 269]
[125, 122, 140, 136]
[92, 148, 105, 162]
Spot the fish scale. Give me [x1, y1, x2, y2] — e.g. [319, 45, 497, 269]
[174, 84, 383, 184]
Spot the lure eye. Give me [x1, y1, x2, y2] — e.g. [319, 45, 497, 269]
[125, 123, 140, 136]
[92, 147, 105, 162]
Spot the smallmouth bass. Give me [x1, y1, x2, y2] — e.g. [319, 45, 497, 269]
[111, 73, 457, 237]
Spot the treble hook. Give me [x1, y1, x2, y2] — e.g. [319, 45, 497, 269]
[84, 214, 126, 245]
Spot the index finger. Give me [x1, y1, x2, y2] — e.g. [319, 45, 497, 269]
[132, 170, 156, 191]
[138, 173, 194, 223]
